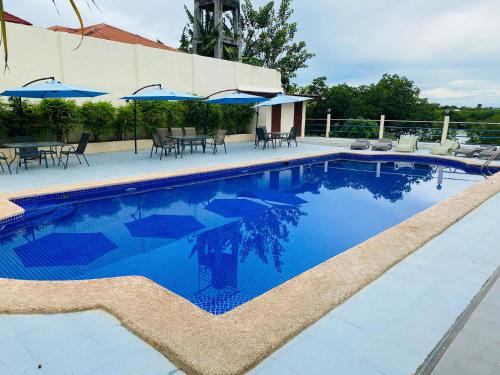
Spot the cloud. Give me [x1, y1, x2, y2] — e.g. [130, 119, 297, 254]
[6, 0, 500, 106]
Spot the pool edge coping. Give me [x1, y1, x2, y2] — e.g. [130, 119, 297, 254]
[0, 151, 499, 375]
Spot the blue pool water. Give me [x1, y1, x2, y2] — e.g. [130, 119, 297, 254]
[0, 158, 484, 315]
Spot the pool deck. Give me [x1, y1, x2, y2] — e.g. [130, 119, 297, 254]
[0, 140, 499, 374]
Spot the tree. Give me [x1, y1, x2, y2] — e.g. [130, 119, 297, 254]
[179, 0, 314, 90]
[80, 101, 115, 142]
[113, 105, 135, 141]
[241, 0, 314, 91]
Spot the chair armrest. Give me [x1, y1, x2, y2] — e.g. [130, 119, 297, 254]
[61, 145, 77, 152]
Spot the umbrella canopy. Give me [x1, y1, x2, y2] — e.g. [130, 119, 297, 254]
[1, 80, 107, 98]
[205, 91, 266, 105]
[205, 199, 267, 218]
[14, 233, 117, 267]
[125, 215, 205, 239]
[121, 87, 201, 101]
[254, 93, 313, 108]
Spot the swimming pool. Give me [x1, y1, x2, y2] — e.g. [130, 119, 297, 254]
[0, 157, 485, 315]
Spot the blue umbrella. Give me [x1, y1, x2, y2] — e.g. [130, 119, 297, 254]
[120, 87, 201, 101]
[121, 84, 202, 154]
[205, 91, 266, 105]
[125, 215, 205, 239]
[1, 80, 107, 98]
[205, 199, 268, 218]
[253, 93, 313, 108]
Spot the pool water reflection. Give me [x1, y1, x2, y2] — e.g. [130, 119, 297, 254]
[0, 159, 484, 314]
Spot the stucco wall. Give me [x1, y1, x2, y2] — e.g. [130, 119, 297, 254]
[0, 23, 304, 135]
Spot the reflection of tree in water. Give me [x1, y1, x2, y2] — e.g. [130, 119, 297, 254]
[190, 204, 307, 288]
[239, 205, 306, 272]
[294, 161, 435, 203]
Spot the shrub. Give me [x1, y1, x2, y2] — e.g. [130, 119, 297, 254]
[80, 101, 116, 142]
[38, 99, 79, 141]
[114, 105, 135, 141]
[330, 118, 379, 139]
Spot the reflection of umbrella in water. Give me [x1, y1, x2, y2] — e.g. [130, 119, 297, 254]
[238, 191, 307, 206]
[125, 215, 205, 239]
[204, 199, 267, 218]
[14, 233, 117, 268]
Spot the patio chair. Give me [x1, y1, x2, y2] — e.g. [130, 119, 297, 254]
[156, 128, 170, 142]
[184, 127, 204, 152]
[431, 139, 460, 156]
[0, 151, 11, 174]
[452, 145, 484, 158]
[478, 146, 500, 160]
[151, 131, 176, 160]
[58, 133, 90, 169]
[15, 136, 49, 170]
[395, 135, 418, 153]
[350, 138, 370, 150]
[207, 129, 227, 154]
[371, 138, 393, 151]
[255, 127, 274, 150]
[280, 127, 298, 148]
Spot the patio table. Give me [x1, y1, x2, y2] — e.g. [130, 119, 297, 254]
[269, 132, 290, 147]
[2, 141, 67, 173]
[168, 135, 215, 158]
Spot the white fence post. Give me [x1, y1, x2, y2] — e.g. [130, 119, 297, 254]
[379, 115, 385, 139]
[326, 109, 332, 138]
[441, 111, 450, 144]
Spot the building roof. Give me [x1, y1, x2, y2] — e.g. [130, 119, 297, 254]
[4, 11, 32, 26]
[48, 23, 177, 52]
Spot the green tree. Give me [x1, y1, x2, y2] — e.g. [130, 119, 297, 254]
[38, 99, 79, 142]
[241, 0, 314, 90]
[80, 101, 116, 142]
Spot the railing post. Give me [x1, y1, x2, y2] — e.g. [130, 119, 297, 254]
[441, 110, 450, 144]
[379, 115, 385, 139]
[326, 108, 332, 138]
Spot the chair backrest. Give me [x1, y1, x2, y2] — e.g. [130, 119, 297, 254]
[215, 129, 227, 143]
[442, 139, 459, 149]
[184, 127, 196, 136]
[256, 127, 266, 141]
[379, 138, 392, 144]
[289, 127, 297, 139]
[152, 131, 163, 147]
[170, 127, 183, 137]
[15, 136, 39, 158]
[355, 138, 368, 143]
[76, 133, 90, 154]
[399, 135, 417, 145]
[156, 128, 170, 141]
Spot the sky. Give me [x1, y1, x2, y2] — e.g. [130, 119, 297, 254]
[6, 0, 500, 107]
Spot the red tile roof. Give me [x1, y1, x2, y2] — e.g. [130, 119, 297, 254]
[4, 11, 32, 26]
[48, 23, 177, 52]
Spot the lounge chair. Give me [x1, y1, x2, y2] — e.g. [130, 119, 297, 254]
[280, 127, 298, 148]
[371, 138, 393, 151]
[255, 127, 274, 149]
[478, 147, 500, 160]
[395, 135, 418, 153]
[452, 145, 484, 158]
[431, 139, 459, 155]
[350, 138, 370, 150]
[207, 129, 227, 154]
[0, 151, 11, 174]
[58, 133, 90, 169]
[15, 136, 49, 170]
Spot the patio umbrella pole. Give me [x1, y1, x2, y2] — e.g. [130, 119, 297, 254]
[133, 101, 138, 154]
[255, 108, 260, 146]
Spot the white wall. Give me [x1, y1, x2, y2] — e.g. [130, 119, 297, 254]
[0, 23, 281, 101]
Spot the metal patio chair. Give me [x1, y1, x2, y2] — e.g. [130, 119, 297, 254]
[0, 152, 11, 174]
[255, 127, 274, 149]
[280, 127, 298, 148]
[58, 133, 91, 169]
[207, 129, 227, 154]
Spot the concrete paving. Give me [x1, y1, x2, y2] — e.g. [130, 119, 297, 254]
[431, 276, 500, 375]
[0, 310, 181, 375]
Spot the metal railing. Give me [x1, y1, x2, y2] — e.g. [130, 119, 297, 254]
[305, 115, 500, 146]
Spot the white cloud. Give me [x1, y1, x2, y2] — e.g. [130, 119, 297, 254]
[5, 0, 500, 106]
